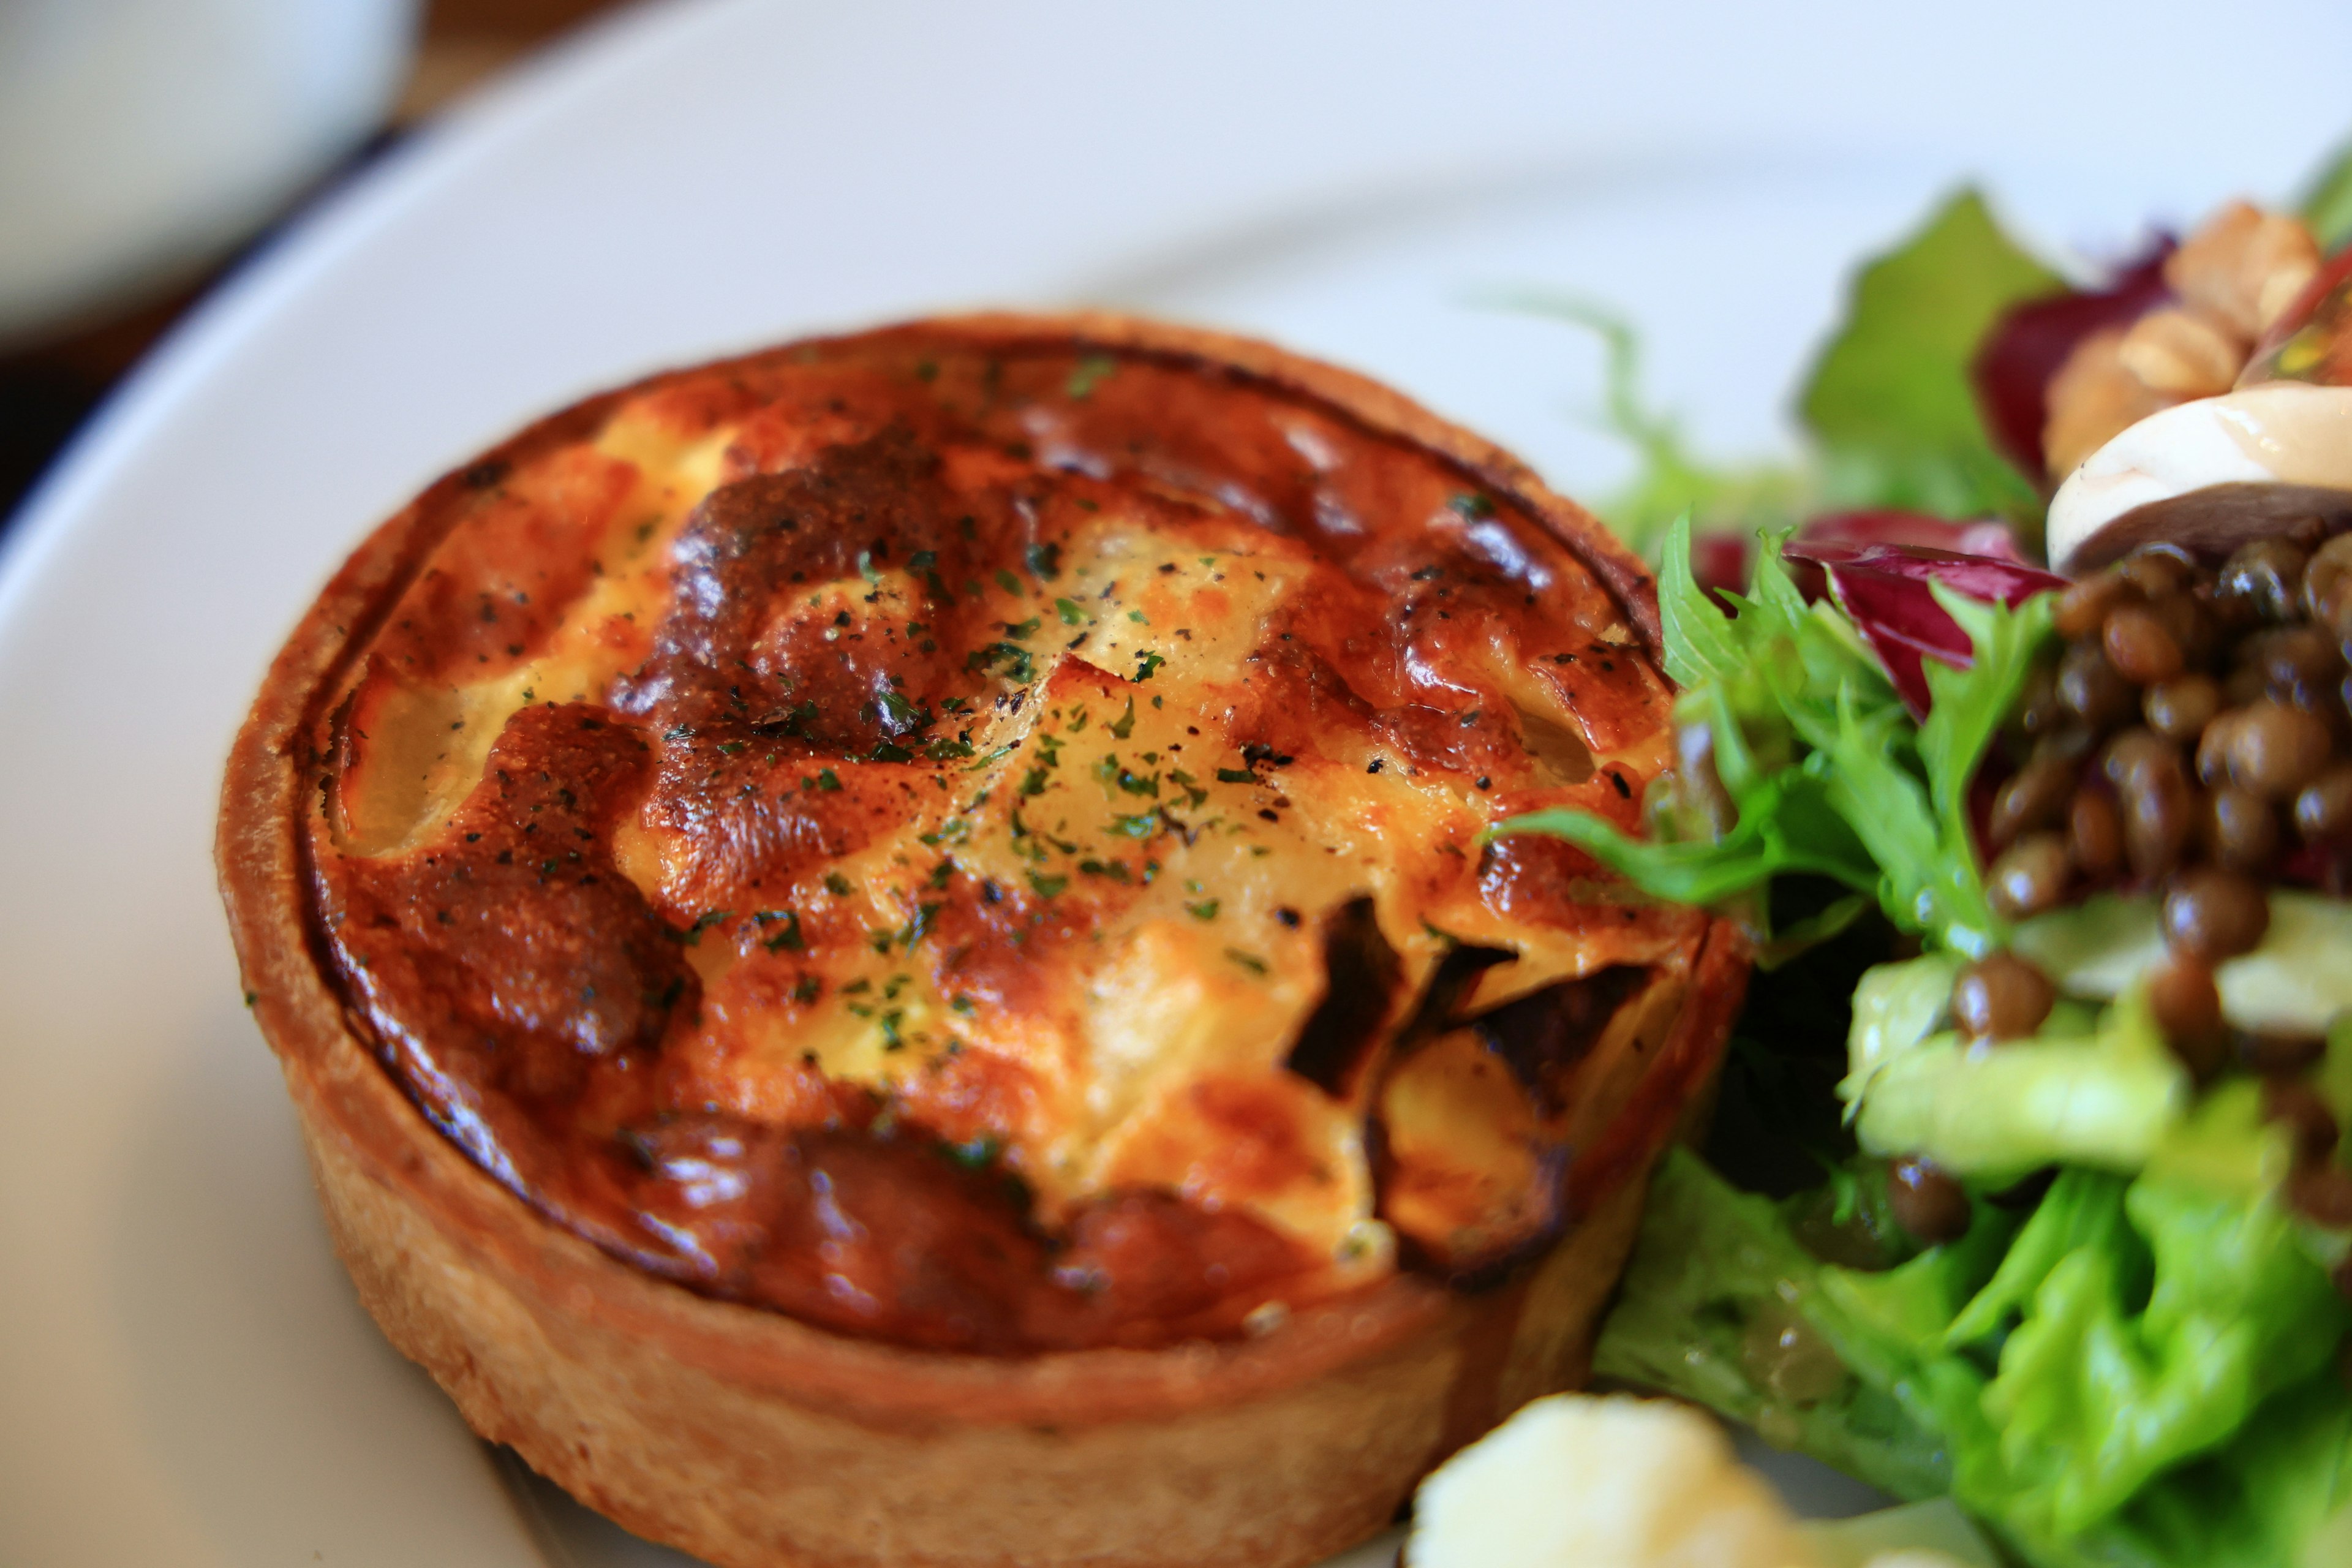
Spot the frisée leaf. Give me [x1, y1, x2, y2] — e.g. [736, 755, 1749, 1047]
[1493, 522, 2043, 953]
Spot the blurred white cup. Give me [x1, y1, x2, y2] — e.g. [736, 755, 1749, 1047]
[0, 0, 419, 348]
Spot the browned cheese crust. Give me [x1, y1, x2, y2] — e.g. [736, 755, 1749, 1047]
[217, 312, 1749, 1568]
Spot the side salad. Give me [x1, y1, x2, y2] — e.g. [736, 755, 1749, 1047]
[1502, 141, 2352, 1568]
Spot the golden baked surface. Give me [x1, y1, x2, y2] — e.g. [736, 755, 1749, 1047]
[304, 323, 1702, 1352]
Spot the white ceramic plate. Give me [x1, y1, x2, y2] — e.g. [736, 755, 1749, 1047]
[6, 1, 2351, 1563]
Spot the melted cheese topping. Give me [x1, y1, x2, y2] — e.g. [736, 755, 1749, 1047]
[309, 332, 1705, 1348]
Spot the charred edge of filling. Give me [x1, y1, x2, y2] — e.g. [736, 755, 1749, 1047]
[1284, 897, 1405, 1097]
[1475, 966, 1650, 1121]
[1395, 940, 1518, 1049]
[929, 328, 1664, 657]
[1373, 965, 1656, 1292]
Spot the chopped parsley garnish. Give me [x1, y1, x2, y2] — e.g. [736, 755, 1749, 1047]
[1026, 541, 1062, 579]
[757, 910, 804, 953]
[994, 567, 1023, 596]
[1055, 597, 1088, 625]
[1028, 871, 1068, 898]
[1224, 948, 1270, 976]
[760, 698, 819, 737]
[812, 767, 843, 792]
[1216, 767, 1257, 785]
[1065, 356, 1117, 400]
[1186, 899, 1220, 921]
[1133, 650, 1166, 681]
[666, 909, 731, 946]
[901, 902, 944, 948]
[824, 872, 853, 896]
[967, 641, 1036, 684]
[1447, 492, 1497, 519]
[945, 1133, 1001, 1167]
[1106, 696, 1136, 739]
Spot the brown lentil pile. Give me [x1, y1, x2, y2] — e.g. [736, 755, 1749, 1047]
[1888, 536, 2352, 1263]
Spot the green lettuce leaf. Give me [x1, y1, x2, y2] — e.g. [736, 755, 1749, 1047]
[1958, 1173, 2348, 1537]
[1593, 1149, 1958, 1501]
[1597, 1152, 2352, 1568]
[1798, 189, 2060, 523]
[1847, 980, 2190, 1179]
[1918, 587, 2054, 831]
[1656, 509, 1747, 690]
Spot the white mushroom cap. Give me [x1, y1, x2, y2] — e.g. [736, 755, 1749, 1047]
[2045, 383, 2352, 573]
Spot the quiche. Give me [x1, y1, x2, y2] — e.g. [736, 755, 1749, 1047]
[217, 314, 1748, 1568]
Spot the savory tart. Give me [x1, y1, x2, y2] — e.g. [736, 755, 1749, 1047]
[217, 313, 1747, 1568]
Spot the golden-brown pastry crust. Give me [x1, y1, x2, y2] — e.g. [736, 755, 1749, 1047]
[219, 312, 1744, 1568]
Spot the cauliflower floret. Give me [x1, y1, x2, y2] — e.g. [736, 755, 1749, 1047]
[1407, 1395, 1973, 1568]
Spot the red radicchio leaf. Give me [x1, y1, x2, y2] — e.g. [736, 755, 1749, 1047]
[1795, 510, 2031, 564]
[1692, 530, 1750, 603]
[1784, 526, 2065, 715]
[1969, 238, 2174, 487]
[1782, 511, 2029, 605]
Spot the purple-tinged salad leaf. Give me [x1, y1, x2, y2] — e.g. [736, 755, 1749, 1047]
[1969, 241, 2173, 488]
[1785, 531, 2065, 714]
[1795, 510, 2032, 564]
[1798, 190, 2060, 527]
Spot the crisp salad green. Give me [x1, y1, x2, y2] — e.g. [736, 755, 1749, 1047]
[1800, 190, 2057, 529]
[1502, 513, 2046, 957]
[1498, 178, 2352, 1566]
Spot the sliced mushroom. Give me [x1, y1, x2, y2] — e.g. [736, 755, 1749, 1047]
[2044, 383, 2352, 573]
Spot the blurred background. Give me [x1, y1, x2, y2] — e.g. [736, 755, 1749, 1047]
[0, 0, 624, 527]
